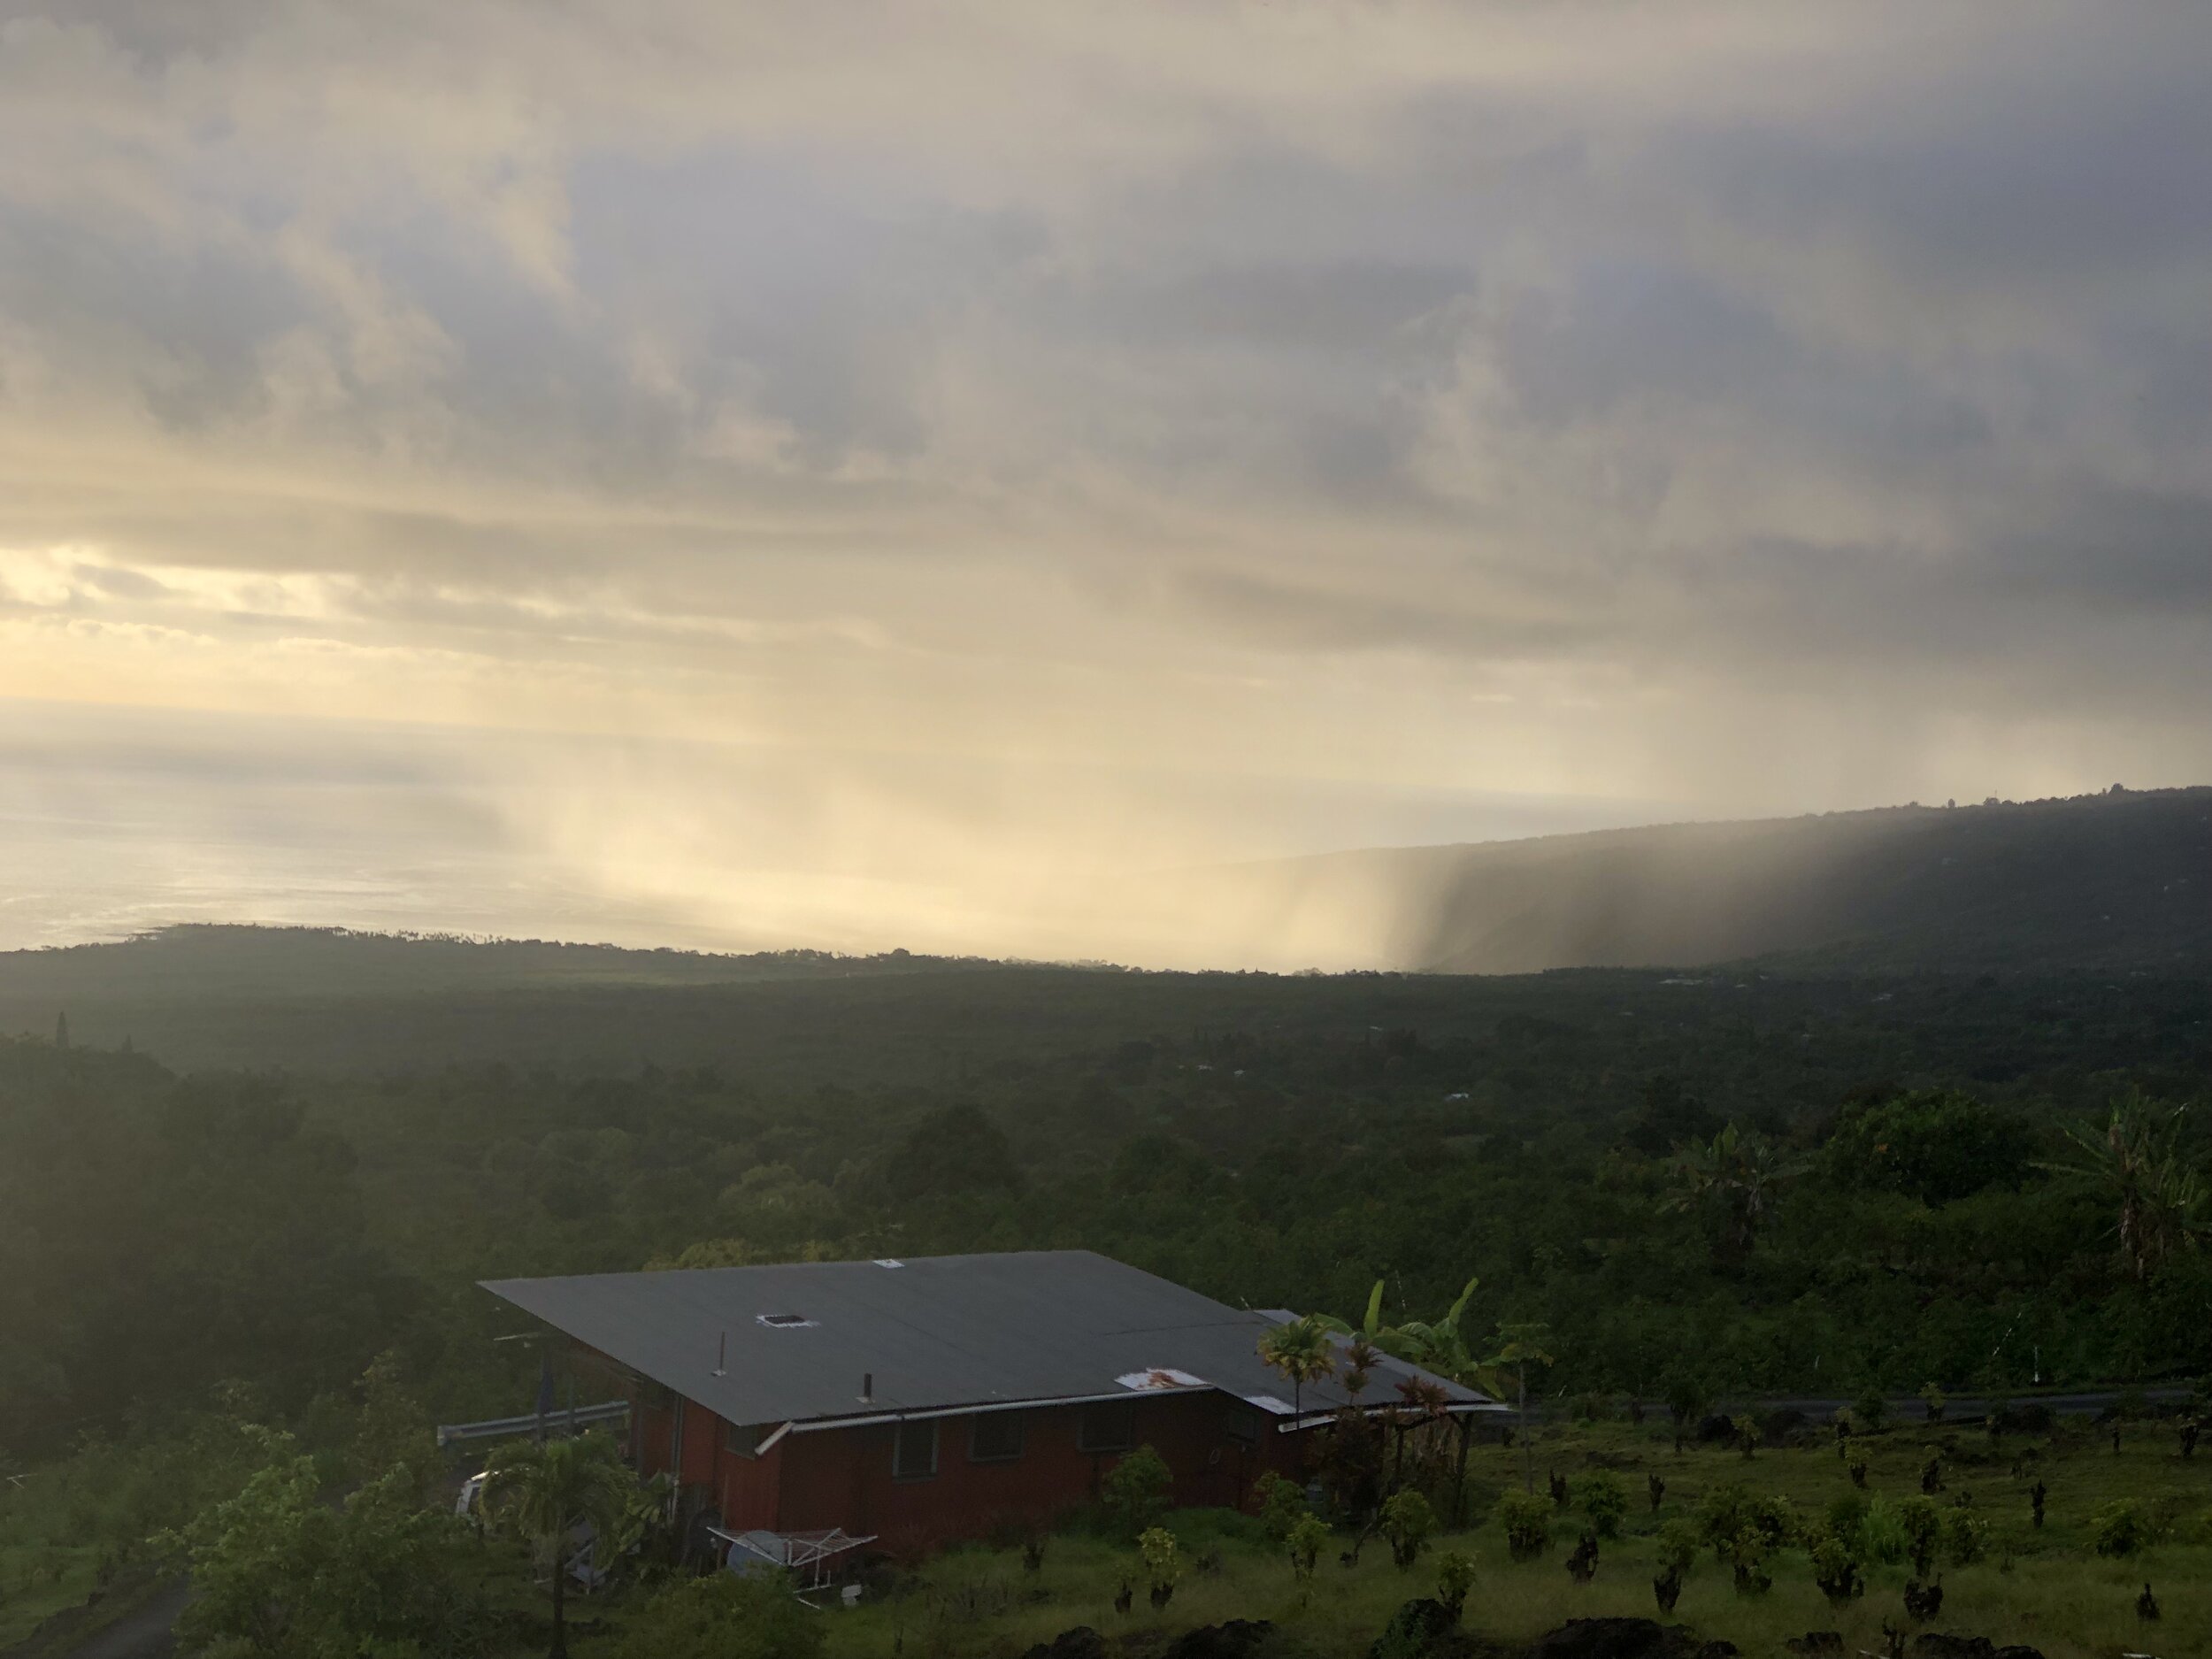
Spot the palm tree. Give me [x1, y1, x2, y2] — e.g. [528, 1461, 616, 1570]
[1662, 1125, 1807, 1268]
[2040, 1094, 2208, 1280]
[1257, 1314, 1338, 1422]
[483, 1432, 636, 1659]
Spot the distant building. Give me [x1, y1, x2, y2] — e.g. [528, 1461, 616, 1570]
[482, 1250, 1498, 1555]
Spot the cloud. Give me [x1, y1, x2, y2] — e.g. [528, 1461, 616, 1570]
[2, 0, 2209, 957]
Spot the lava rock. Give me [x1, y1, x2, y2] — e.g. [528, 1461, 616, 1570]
[1164, 1619, 1279, 1659]
[1909, 1637, 1994, 1659]
[1525, 1617, 1705, 1659]
[1020, 1628, 1109, 1659]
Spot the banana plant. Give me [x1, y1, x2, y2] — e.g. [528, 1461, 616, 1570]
[1321, 1275, 1502, 1394]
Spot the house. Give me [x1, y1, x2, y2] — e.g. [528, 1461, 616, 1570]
[481, 1249, 1500, 1555]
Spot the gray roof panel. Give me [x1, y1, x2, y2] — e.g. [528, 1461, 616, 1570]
[481, 1250, 1494, 1428]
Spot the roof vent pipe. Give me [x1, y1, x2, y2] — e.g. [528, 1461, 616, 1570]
[713, 1331, 727, 1378]
[861, 1372, 873, 1403]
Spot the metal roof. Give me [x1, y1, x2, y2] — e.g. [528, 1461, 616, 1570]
[481, 1249, 1497, 1429]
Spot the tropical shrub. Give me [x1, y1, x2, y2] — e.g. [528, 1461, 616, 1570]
[1102, 1446, 1172, 1539]
[1894, 1495, 1943, 1577]
[1694, 1485, 1795, 1561]
[1434, 1548, 1475, 1619]
[1286, 1512, 1328, 1580]
[2093, 1498, 2155, 1557]
[1138, 1526, 1183, 1593]
[1655, 1519, 1699, 1577]
[1495, 1490, 1552, 1561]
[1380, 1489, 1435, 1569]
[1576, 1472, 1628, 1540]
[1944, 1506, 1989, 1566]
[163, 1457, 494, 1659]
[1255, 1471, 1307, 1541]
[1723, 1528, 1771, 1597]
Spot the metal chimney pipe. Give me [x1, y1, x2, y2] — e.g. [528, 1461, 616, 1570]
[862, 1371, 873, 1402]
[713, 1331, 727, 1377]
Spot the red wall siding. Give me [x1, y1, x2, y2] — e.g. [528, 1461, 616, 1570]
[776, 1393, 1296, 1555]
[717, 1436, 786, 1532]
[619, 1378, 1310, 1557]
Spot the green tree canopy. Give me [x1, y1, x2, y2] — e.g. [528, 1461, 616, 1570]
[1823, 1089, 2033, 1205]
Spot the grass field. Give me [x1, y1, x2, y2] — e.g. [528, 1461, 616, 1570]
[570, 1414, 2208, 1659]
[9, 1413, 2207, 1658]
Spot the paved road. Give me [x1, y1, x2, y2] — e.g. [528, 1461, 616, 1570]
[1530, 1386, 2195, 1424]
[1726, 1388, 2191, 1422]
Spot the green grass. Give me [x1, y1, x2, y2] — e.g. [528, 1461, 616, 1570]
[0, 1543, 101, 1652]
[555, 1419, 2212, 1659]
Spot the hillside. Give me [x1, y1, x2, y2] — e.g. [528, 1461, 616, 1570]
[1238, 785, 2212, 974]
[1, 787, 2205, 1073]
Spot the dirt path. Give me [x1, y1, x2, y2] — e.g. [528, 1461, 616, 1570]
[31, 1582, 186, 1659]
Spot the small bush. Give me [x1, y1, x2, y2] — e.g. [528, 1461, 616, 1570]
[1695, 1485, 1795, 1560]
[1286, 1512, 1328, 1580]
[1944, 1506, 1989, 1566]
[1722, 1527, 1771, 1597]
[1824, 1493, 1868, 1553]
[2093, 1499, 2155, 1558]
[1255, 1471, 1307, 1541]
[1575, 1472, 1629, 1540]
[1138, 1525, 1182, 1591]
[1434, 1548, 1475, 1618]
[1854, 1388, 1889, 1431]
[1857, 1498, 1910, 1566]
[1809, 1534, 1863, 1606]
[1894, 1495, 1943, 1576]
[1380, 1490, 1435, 1570]
[1655, 1519, 1699, 1577]
[1495, 1490, 1551, 1561]
[1102, 1447, 1172, 1540]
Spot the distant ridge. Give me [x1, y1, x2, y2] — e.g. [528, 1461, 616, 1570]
[0, 924, 1010, 1007]
[1256, 785, 2212, 974]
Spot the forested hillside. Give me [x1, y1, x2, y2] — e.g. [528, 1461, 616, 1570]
[5, 959, 2208, 1461]
[5, 929, 2209, 1655]
[1237, 785, 2212, 974]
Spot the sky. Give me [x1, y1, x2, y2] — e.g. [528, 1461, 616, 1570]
[2, 2, 2209, 964]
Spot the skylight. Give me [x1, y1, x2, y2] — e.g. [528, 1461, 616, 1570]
[756, 1313, 815, 1328]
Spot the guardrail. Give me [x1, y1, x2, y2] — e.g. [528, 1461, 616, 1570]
[435, 1398, 631, 1448]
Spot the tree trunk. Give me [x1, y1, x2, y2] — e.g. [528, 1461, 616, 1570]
[1519, 1366, 1532, 1494]
[1451, 1414, 1472, 1527]
[549, 1539, 568, 1659]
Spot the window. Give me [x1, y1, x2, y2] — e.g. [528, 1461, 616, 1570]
[969, 1412, 1025, 1463]
[1224, 1406, 1262, 1448]
[726, 1422, 767, 1458]
[893, 1419, 939, 1480]
[1078, 1402, 1136, 1454]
